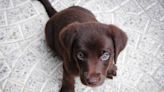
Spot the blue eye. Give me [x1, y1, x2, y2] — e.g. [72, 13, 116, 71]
[100, 52, 110, 61]
[77, 51, 85, 61]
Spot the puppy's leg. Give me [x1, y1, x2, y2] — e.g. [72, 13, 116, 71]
[107, 64, 117, 79]
[60, 68, 75, 92]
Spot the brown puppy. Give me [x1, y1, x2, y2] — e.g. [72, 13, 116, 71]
[39, 0, 127, 92]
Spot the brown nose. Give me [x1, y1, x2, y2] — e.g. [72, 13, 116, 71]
[87, 73, 101, 84]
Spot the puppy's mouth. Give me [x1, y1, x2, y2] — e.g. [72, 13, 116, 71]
[86, 77, 103, 87]
[80, 73, 105, 87]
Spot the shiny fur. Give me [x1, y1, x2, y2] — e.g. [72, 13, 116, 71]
[39, 0, 127, 92]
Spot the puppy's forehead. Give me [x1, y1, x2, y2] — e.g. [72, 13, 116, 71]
[77, 28, 113, 52]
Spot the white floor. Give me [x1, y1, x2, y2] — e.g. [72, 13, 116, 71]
[0, 0, 164, 92]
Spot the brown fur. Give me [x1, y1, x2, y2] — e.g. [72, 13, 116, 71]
[39, 0, 127, 92]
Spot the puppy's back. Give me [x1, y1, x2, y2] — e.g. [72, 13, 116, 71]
[50, 6, 97, 29]
[45, 6, 97, 58]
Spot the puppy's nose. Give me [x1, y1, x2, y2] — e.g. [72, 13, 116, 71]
[87, 73, 101, 84]
[93, 73, 101, 78]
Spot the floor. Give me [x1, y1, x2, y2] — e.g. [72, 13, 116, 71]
[0, 0, 164, 92]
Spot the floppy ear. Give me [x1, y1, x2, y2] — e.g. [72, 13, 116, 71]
[59, 22, 80, 74]
[108, 25, 127, 64]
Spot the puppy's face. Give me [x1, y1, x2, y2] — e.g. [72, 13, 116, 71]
[59, 22, 127, 87]
[72, 31, 114, 86]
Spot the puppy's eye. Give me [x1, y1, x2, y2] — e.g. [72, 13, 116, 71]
[77, 52, 85, 61]
[100, 52, 110, 61]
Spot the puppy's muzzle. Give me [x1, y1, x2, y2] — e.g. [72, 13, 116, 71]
[84, 72, 104, 86]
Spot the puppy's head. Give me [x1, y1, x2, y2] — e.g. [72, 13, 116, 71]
[59, 22, 127, 87]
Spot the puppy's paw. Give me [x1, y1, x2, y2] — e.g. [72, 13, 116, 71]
[60, 87, 74, 92]
[107, 73, 113, 79]
[107, 64, 117, 79]
[112, 64, 117, 76]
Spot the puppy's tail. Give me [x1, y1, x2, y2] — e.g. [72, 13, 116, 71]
[39, 0, 57, 17]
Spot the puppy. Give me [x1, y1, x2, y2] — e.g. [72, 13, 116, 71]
[39, 0, 127, 92]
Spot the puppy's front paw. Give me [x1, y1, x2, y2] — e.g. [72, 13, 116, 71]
[112, 64, 117, 76]
[107, 64, 117, 79]
[60, 87, 74, 92]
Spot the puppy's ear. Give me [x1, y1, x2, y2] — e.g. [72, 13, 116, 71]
[59, 22, 79, 52]
[59, 22, 80, 74]
[108, 25, 127, 64]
